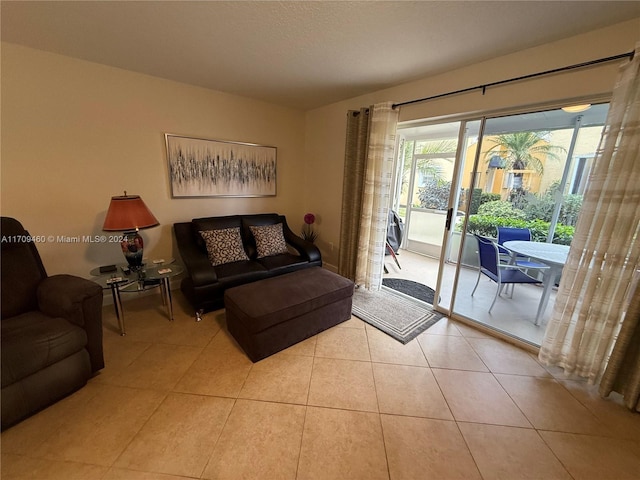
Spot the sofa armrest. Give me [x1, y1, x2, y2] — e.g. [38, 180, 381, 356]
[282, 221, 322, 263]
[37, 274, 105, 372]
[188, 256, 219, 287]
[174, 222, 219, 286]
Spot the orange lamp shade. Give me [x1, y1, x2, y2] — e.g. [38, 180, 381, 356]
[102, 194, 159, 231]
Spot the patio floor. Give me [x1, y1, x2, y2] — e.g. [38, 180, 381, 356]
[383, 249, 552, 346]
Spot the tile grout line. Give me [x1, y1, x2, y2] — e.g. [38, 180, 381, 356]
[359, 324, 392, 479]
[534, 428, 579, 480]
[293, 404, 310, 480]
[197, 396, 238, 480]
[451, 420, 487, 480]
[108, 388, 171, 473]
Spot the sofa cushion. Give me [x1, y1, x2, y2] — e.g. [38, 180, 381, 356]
[257, 253, 310, 274]
[249, 223, 288, 258]
[200, 228, 249, 266]
[1, 311, 88, 387]
[215, 259, 268, 283]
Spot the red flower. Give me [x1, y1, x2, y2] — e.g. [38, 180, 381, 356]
[302, 213, 317, 243]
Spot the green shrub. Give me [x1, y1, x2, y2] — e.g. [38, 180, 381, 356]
[469, 188, 483, 214]
[560, 194, 583, 226]
[461, 215, 574, 245]
[417, 177, 451, 210]
[462, 215, 528, 237]
[522, 195, 555, 222]
[524, 219, 556, 242]
[552, 224, 575, 245]
[522, 189, 583, 227]
[477, 200, 526, 220]
[480, 192, 501, 205]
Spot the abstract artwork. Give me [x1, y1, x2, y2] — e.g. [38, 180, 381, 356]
[165, 134, 277, 197]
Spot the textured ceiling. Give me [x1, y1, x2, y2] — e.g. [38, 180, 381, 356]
[2, 1, 639, 110]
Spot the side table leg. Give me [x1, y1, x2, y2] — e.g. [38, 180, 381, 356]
[159, 280, 167, 306]
[162, 277, 174, 321]
[111, 284, 126, 336]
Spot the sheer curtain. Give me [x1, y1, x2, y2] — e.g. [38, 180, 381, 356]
[539, 45, 640, 403]
[338, 102, 399, 290]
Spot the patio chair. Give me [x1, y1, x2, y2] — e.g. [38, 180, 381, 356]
[496, 227, 550, 270]
[385, 241, 401, 271]
[471, 234, 542, 313]
[384, 210, 403, 273]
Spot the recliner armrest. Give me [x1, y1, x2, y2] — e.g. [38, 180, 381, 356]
[37, 274, 105, 372]
[37, 274, 102, 327]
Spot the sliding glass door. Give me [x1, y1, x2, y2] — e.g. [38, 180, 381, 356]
[392, 120, 482, 312]
[449, 104, 609, 346]
[393, 102, 609, 346]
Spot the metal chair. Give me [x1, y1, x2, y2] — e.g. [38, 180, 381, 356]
[496, 227, 549, 270]
[471, 234, 542, 313]
[385, 241, 401, 270]
[384, 210, 404, 273]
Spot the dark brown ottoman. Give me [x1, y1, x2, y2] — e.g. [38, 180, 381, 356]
[224, 267, 354, 362]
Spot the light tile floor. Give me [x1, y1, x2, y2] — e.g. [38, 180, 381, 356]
[2, 288, 640, 480]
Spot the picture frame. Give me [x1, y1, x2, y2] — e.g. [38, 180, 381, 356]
[165, 133, 277, 198]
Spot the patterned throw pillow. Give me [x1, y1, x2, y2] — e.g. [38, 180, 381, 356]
[250, 223, 288, 258]
[199, 228, 249, 266]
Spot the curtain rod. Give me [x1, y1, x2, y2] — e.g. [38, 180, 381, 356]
[393, 50, 635, 109]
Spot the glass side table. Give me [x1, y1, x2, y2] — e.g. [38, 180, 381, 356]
[90, 260, 184, 336]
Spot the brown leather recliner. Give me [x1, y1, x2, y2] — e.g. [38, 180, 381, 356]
[1, 217, 104, 430]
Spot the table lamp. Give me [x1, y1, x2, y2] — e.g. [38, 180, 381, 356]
[102, 192, 159, 268]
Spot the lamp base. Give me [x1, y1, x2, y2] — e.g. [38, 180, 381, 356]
[121, 230, 144, 268]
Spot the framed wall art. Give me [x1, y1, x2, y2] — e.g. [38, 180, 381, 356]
[165, 134, 277, 197]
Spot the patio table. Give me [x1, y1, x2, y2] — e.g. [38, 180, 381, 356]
[503, 240, 570, 326]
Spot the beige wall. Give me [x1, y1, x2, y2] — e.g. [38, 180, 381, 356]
[1, 43, 307, 278]
[305, 19, 639, 269]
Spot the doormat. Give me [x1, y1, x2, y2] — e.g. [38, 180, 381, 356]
[352, 286, 443, 344]
[382, 278, 436, 305]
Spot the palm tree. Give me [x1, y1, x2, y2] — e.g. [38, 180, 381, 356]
[484, 131, 565, 189]
[401, 139, 457, 193]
